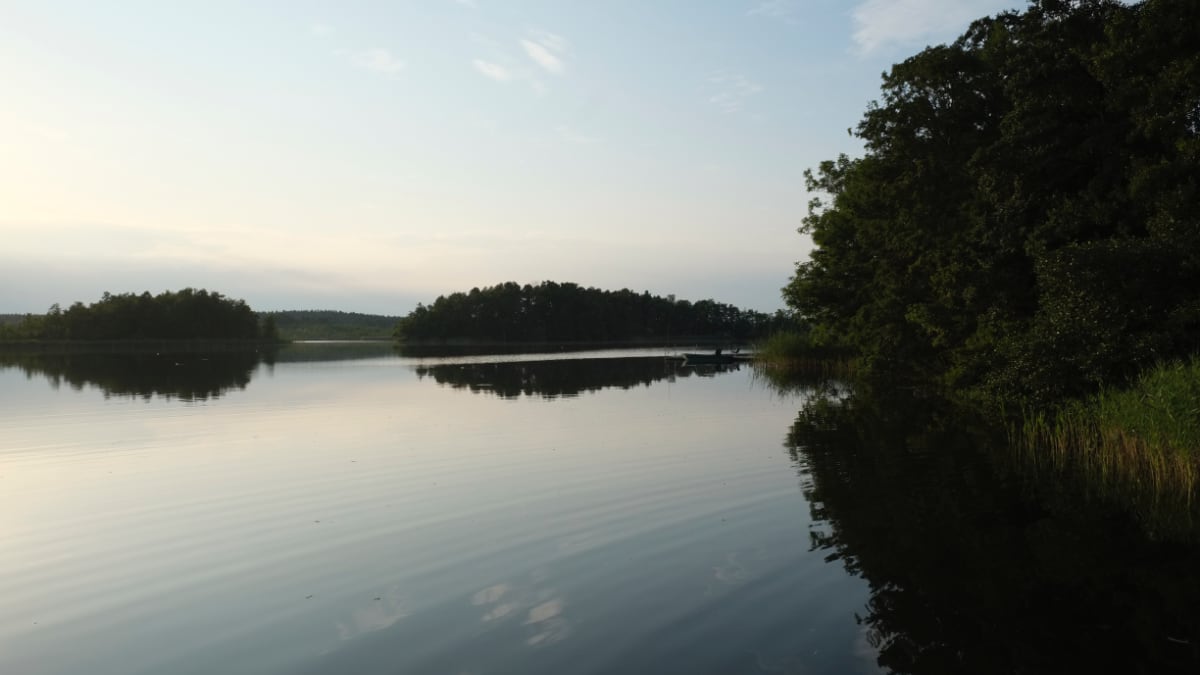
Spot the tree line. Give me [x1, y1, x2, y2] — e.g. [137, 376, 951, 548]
[785, 0, 1200, 404]
[0, 289, 279, 342]
[396, 281, 788, 342]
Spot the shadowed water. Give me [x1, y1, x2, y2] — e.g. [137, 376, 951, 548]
[2, 344, 1199, 674]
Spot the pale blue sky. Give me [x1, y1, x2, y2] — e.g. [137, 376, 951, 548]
[1, 0, 1024, 314]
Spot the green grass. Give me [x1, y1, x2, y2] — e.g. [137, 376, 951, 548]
[1010, 358, 1200, 536]
[754, 331, 857, 378]
[1089, 359, 1200, 456]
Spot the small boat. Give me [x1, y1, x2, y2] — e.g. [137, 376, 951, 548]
[681, 352, 739, 364]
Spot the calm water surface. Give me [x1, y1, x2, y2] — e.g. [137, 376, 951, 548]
[3, 344, 1199, 674]
[1, 345, 871, 675]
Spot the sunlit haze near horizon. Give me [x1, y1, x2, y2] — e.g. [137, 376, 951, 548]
[1, 0, 1024, 315]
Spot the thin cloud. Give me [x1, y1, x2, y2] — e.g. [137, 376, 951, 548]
[521, 40, 563, 74]
[521, 30, 568, 75]
[851, 0, 1015, 55]
[707, 70, 763, 113]
[343, 48, 406, 74]
[309, 22, 334, 37]
[472, 59, 512, 82]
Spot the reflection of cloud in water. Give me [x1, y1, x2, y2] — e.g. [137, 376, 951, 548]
[854, 624, 886, 673]
[711, 552, 748, 585]
[470, 577, 571, 647]
[524, 598, 570, 647]
[706, 547, 770, 595]
[335, 587, 410, 641]
[473, 584, 519, 622]
[471, 583, 509, 605]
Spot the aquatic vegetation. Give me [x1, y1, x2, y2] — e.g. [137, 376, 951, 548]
[753, 331, 857, 380]
[1011, 359, 1200, 538]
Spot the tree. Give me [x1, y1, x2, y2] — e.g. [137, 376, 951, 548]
[785, 0, 1200, 403]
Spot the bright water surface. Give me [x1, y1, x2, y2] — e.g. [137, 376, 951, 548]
[3, 343, 1200, 674]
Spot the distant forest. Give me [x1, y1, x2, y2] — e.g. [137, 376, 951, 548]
[396, 281, 787, 342]
[0, 289, 278, 342]
[260, 310, 400, 340]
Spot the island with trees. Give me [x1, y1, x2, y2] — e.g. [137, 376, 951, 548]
[770, 0, 1200, 509]
[0, 288, 280, 343]
[394, 281, 788, 344]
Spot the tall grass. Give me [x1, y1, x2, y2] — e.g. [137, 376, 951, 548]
[755, 331, 857, 379]
[1010, 359, 1200, 537]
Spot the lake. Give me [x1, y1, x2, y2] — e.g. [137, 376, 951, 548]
[2, 344, 1199, 674]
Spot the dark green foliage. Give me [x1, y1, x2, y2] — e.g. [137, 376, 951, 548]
[259, 310, 399, 340]
[397, 281, 782, 342]
[785, 0, 1200, 404]
[0, 289, 274, 342]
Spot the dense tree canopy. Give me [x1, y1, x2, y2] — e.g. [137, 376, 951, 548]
[0, 289, 277, 341]
[397, 281, 785, 342]
[786, 0, 1200, 403]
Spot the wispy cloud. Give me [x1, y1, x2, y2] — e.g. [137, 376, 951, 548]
[556, 125, 601, 145]
[473, 59, 512, 82]
[851, 0, 1014, 55]
[342, 48, 406, 75]
[520, 30, 568, 75]
[707, 70, 763, 113]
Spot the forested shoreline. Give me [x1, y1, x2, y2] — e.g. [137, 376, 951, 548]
[772, 0, 1200, 505]
[396, 281, 787, 343]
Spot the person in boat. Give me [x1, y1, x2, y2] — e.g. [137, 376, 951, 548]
[715, 347, 723, 357]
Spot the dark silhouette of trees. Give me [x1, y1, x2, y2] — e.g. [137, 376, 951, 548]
[396, 281, 782, 342]
[785, 0, 1200, 403]
[0, 289, 277, 341]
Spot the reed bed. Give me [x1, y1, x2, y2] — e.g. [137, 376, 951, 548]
[1010, 359, 1200, 537]
[754, 331, 858, 380]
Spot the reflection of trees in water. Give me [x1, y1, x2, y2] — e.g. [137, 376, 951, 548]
[786, 388, 1200, 674]
[0, 347, 275, 401]
[415, 357, 739, 399]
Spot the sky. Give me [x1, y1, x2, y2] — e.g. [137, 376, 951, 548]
[1, 0, 1026, 315]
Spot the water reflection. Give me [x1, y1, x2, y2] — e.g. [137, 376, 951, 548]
[784, 385, 1200, 674]
[415, 357, 740, 399]
[0, 343, 742, 403]
[0, 346, 276, 401]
